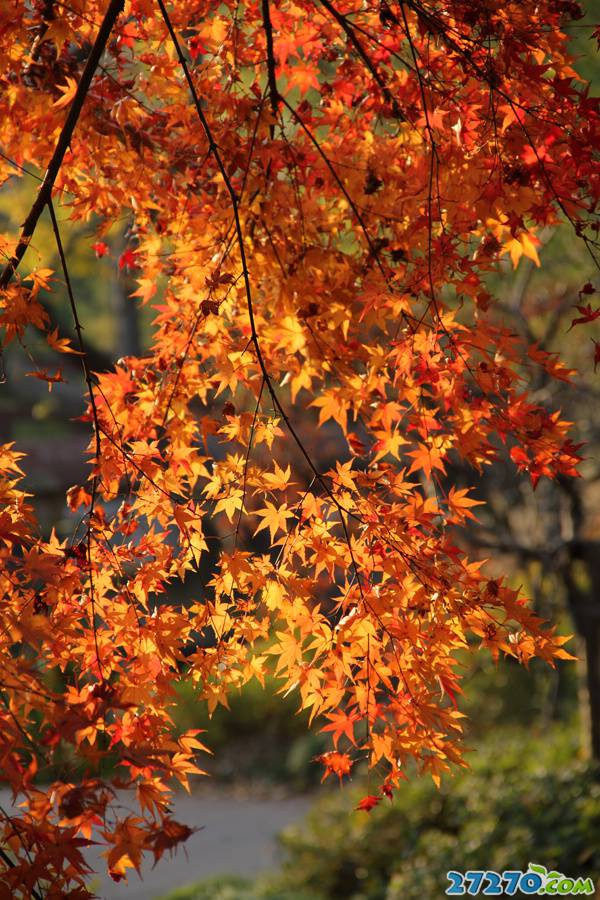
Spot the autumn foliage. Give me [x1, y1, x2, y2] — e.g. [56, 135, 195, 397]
[0, 0, 598, 894]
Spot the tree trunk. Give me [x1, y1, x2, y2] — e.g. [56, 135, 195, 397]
[566, 543, 600, 761]
[581, 618, 600, 761]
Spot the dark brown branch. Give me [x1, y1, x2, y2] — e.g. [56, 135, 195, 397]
[234, 377, 265, 547]
[404, 0, 600, 270]
[156, 0, 361, 524]
[261, 0, 279, 139]
[0, 0, 124, 385]
[467, 532, 569, 561]
[279, 95, 387, 281]
[317, 0, 404, 119]
[0, 0, 124, 293]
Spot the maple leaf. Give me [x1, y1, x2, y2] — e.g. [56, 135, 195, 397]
[103, 817, 148, 878]
[447, 487, 483, 523]
[501, 232, 541, 269]
[46, 327, 83, 355]
[329, 459, 357, 492]
[347, 432, 367, 456]
[189, 34, 208, 59]
[407, 440, 448, 478]
[92, 241, 110, 258]
[372, 428, 407, 462]
[356, 794, 381, 812]
[25, 368, 65, 391]
[569, 304, 600, 330]
[0, 511, 27, 546]
[130, 277, 157, 304]
[287, 60, 320, 96]
[253, 500, 295, 541]
[528, 344, 575, 383]
[118, 21, 139, 49]
[53, 77, 77, 109]
[25, 267, 54, 294]
[136, 780, 170, 818]
[321, 709, 359, 747]
[420, 107, 448, 130]
[214, 489, 244, 522]
[310, 390, 349, 431]
[317, 751, 353, 783]
[119, 249, 138, 271]
[146, 818, 195, 864]
[578, 282, 595, 299]
[262, 461, 294, 491]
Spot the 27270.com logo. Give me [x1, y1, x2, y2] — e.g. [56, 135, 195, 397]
[446, 864, 595, 895]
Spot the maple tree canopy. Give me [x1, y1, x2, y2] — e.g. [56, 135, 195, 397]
[0, 0, 598, 894]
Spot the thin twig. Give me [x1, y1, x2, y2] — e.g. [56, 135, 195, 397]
[0, 0, 125, 382]
[47, 200, 105, 680]
[156, 0, 361, 525]
[317, 0, 405, 119]
[0, 0, 124, 290]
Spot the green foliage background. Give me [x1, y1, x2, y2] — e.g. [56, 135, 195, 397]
[159, 728, 600, 899]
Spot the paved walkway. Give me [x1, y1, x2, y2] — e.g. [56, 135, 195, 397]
[2, 786, 314, 900]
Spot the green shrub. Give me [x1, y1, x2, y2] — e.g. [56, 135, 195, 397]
[157, 875, 255, 900]
[157, 874, 315, 900]
[267, 728, 600, 900]
[161, 728, 600, 900]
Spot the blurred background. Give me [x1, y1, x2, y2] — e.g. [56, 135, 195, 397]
[0, 13, 599, 900]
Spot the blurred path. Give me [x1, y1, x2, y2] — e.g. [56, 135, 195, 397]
[0, 786, 314, 900]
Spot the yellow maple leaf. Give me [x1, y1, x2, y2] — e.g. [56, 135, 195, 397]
[310, 390, 349, 430]
[46, 327, 83, 355]
[214, 489, 244, 522]
[502, 231, 540, 269]
[372, 428, 408, 462]
[53, 77, 78, 110]
[254, 500, 295, 541]
[262, 461, 293, 491]
[330, 459, 357, 491]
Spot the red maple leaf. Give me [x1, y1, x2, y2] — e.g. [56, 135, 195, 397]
[92, 241, 110, 258]
[568, 304, 600, 330]
[356, 795, 381, 812]
[189, 35, 208, 60]
[119, 248, 138, 270]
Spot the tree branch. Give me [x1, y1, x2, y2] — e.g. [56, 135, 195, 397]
[156, 0, 361, 523]
[317, 0, 404, 119]
[0, 0, 125, 294]
[261, 0, 279, 139]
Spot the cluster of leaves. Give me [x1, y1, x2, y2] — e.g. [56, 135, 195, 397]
[161, 729, 600, 900]
[0, 0, 598, 894]
[173, 674, 326, 785]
